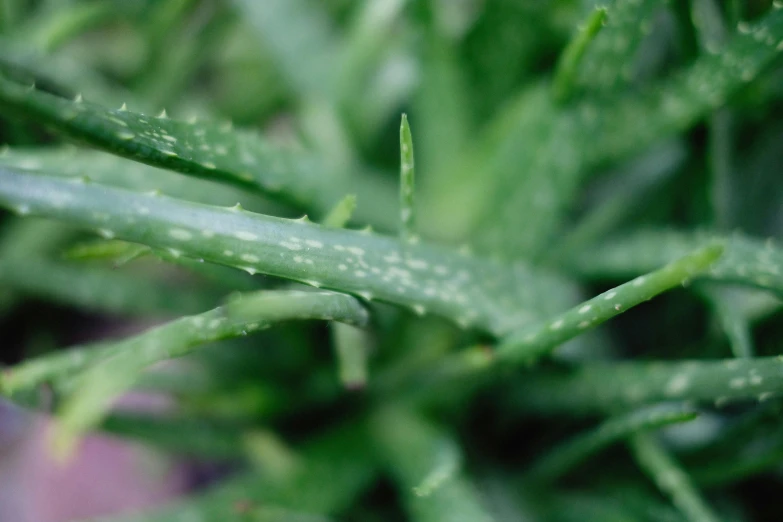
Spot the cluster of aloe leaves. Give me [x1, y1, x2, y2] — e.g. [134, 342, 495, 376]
[1, 0, 783, 520]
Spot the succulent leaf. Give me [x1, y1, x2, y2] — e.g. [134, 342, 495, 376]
[0, 167, 580, 336]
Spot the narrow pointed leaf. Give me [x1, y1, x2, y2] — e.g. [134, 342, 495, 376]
[575, 0, 662, 93]
[0, 218, 219, 315]
[564, 230, 783, 295]
[0, 254, 220, 316]
[582, 6, 783, 165]
[510, 356, 783, 414]
[0, 36, 140, 108]
[399, 113, 416, 242]
[692, 442, 783, 486]
[425, 85, 583, 259]
[552, 6, 608, 102]
[0, 168, 579, 336]
[372, 408, 495, 522]
[413, 22, 471, 183]
[401, 244, 722, 398]
[233, 0, 339, 101]
[497, 244, 723, 364]
[35, 290, 367, 455]
[0, 77, 394, 223]
[322, 193, 356, 229]
[528, 405, 698, 483]
[699, 284, 765, 358]
[629, 433, 720, 522]
[0, 146, 266, 207]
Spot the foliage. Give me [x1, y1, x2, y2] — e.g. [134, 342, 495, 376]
[1, 1, 783, 520]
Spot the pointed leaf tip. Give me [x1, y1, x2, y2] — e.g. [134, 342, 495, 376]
[399, 113, 416, 242]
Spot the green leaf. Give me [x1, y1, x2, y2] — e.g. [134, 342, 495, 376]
[331, 323, 369, 389]
[574, 0, 663, 93]
[399, 113, 416, 242]
[563, 230, 783, 295]
[90, 422, 375, 521]
[423, 84, 583, 260]
[629, 433, 721, 522]
[0, 76, 396, 226]
[0, 37, 134, 104]
[527, 405, 698, 483]
[91, 506, 330, 522]
[401, 244, 722, 399]
[698, 284, 776, 358]
[582, 6, 783, 166]
[0, 254, 221, 316]
[0, 147, 266, 207]
[100, 413, 247, 459]
[371, 407, 495, 522]
[232, 0, 339, 101]
[552, 6, 608, 103]
[338, 0, 415, 142]
[497, 243, 723, 364]
[20, 289, 368, 456]
[691, 435, 783, 487]
[0, 217, 220, 315]
[63, 239, 151, 266]
[23, 1, 118, 52]
[549, 140, 686, 262]
[510, 356, 783, 415]
[474, 87, 582, 259]
[322, 193, 356, 229]
[0, 168, 579, 336]
[413, 14, 471, 185]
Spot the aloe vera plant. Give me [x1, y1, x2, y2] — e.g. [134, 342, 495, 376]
[1, 1, 783, 521]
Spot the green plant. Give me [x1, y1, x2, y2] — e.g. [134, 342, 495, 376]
[1, 1, 782, 520]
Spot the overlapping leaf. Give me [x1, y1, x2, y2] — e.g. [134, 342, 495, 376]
[564, 230, 783, 295]
[581, 6, 783, 166]
[0, 75, 396, 227]
[0, 168, 580, 336]
[511, 356, 783, 414]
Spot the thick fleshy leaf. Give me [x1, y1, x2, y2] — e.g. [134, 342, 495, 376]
[0, 75, 396, 227]
[2, 289, 368, 456]
[564, 230, 783, 295]
[0, 168, 579, 336]
[581, 6, 783, 166]
[510, 356, 783, 414]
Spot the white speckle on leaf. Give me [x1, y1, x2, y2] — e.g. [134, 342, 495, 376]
[665, 374, 690, 396]
[169, 229, 193, 241]
[729, 377, 747, 389]
[406, 259, 428, 270]
[234, 231, 258, 241]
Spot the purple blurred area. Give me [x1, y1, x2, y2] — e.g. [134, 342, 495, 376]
[0, 399, 188, 522]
